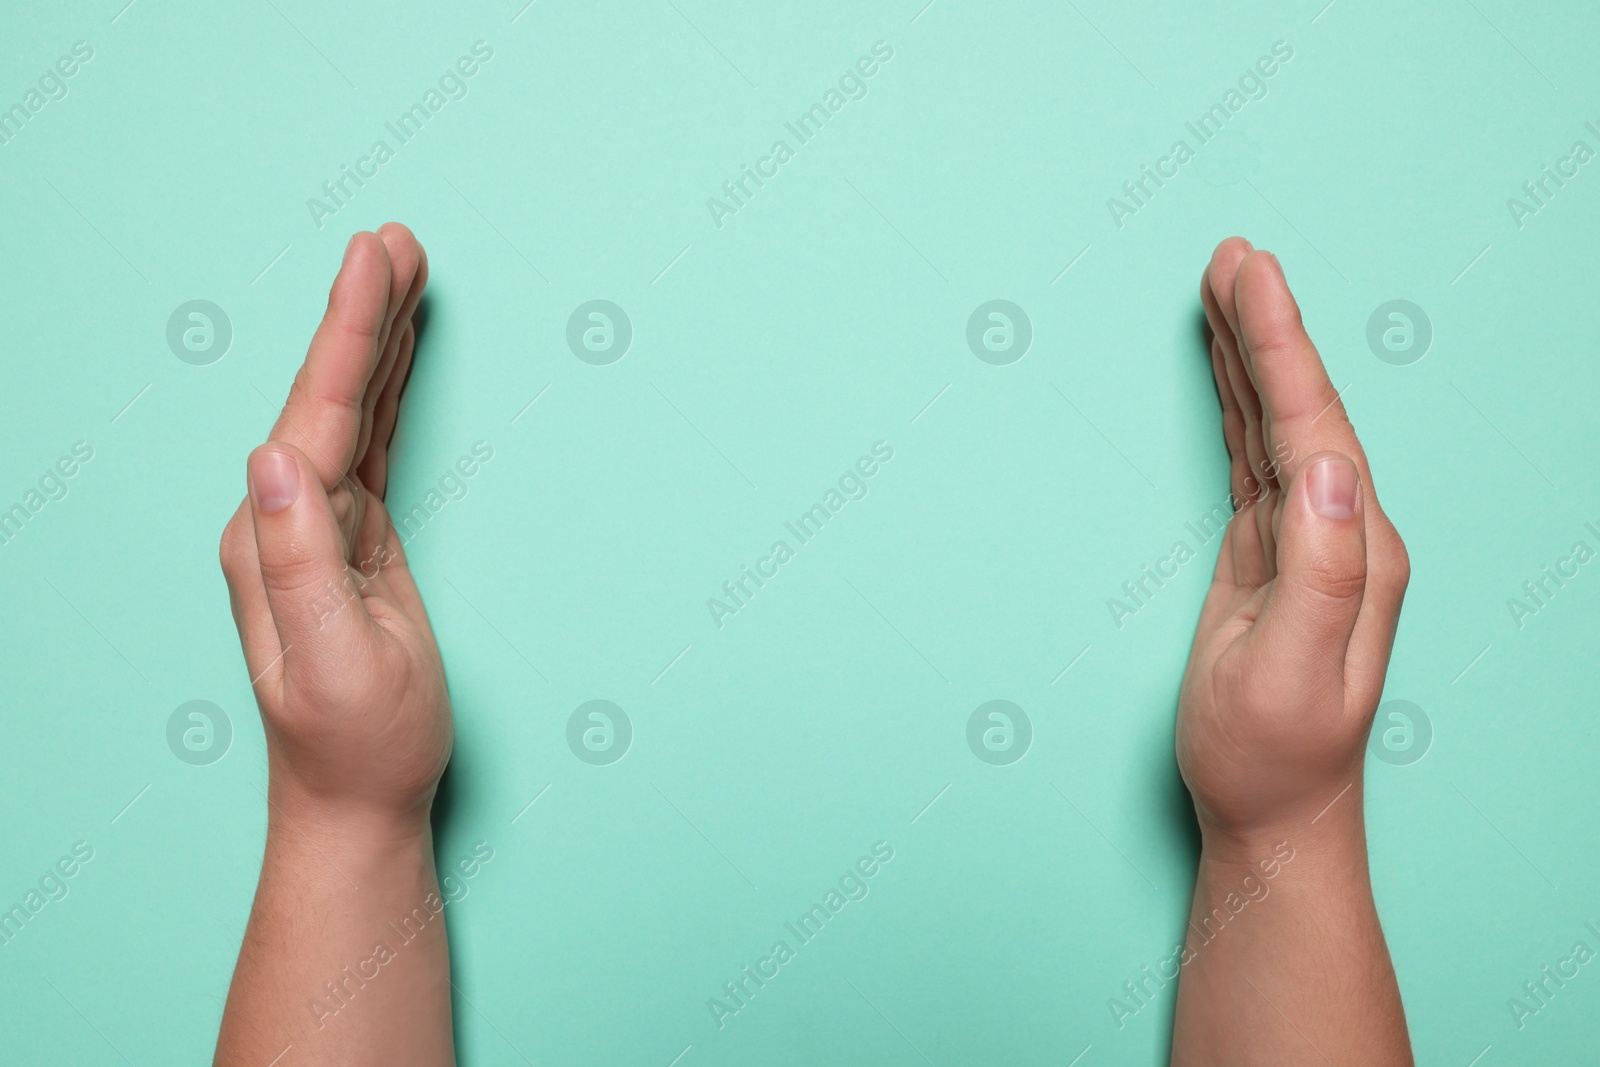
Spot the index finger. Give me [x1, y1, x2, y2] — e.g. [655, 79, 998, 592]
[269, 232, 392, 489]
[1231, 251, 1367, 491]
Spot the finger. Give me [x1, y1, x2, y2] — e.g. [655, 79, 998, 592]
[1208, 338, 1252, 513]
[1204, 335, 1270, 592]
[1206, 334, 1275, 585]
[1205, 240, 1276, 587]
[375, 222, 423, 354]
[1202, 236, 1251, 334]
[247, 443, 373, 688]
[356, 224, 426, 469]
[356, 321, 415, 499]
[219, 497, 281, 681]
[1246, 452, 1367, 683]
[1230, 252, 1365, 490]
[1206, 239, 1280, 494]
[270, 233, 392, 490]
[1340, 506, 1410, 713]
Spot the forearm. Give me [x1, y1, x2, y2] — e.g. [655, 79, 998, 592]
[1171, 799, 1411, 1066]
[215, 789, 455, 1066]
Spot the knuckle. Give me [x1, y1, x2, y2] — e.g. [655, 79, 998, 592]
[1245, 327, 1300, 364]
[257, 550, 333, 601]
[218, 515, 248, 579]
[1379, 528, 1411, 595]
[312, 382, 365, 425]
[331, 315, 383, 352]
[1302, 550, 1367, 601]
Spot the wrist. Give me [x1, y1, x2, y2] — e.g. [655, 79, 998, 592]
[1197, 785, 1368, 875]
[1188, 803, 1377, 954]
[263, 777, 435, 860]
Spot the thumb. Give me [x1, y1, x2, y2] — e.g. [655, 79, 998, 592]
[247, 444, 369, 674]
[1254, 451, 1367, 674]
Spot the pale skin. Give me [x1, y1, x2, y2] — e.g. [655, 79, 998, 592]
[215, 225, 455, 1066]
[1170, 238, 1413, 1065]
[211, 231, 1411, 1065]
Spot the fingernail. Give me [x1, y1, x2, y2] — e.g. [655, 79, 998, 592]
[1307, 455, 1357, 520]
[249, 449, 300, 513]
[343, 233, 359, 261]
[1240, 237, 1254, 251]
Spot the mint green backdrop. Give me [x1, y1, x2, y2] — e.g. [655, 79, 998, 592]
[3, 0, 1598, 1063]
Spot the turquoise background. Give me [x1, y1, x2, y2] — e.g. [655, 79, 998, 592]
[3, 0, 1600, 1062]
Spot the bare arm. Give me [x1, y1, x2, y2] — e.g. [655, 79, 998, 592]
[219, 806, 452, 1063]
[1170, 239, 1412, 1065]
[215, 225, 455, 1065]
[1175, 810, 1407, 1063]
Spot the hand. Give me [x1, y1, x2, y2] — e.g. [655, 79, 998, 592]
[1176, 238, 1410, 848]
[218, 225, 449, 829]
[215, 226, 457, 1067]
